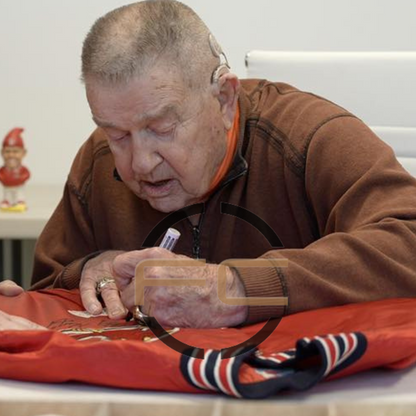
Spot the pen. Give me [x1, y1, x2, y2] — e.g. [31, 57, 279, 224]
[127, 228, 181, 323]
[159, 228, 181, 251]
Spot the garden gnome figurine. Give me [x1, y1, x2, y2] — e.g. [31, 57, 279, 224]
[0, 128, 30, 212]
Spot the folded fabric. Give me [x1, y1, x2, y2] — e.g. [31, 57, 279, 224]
[0, 289, 415, 399]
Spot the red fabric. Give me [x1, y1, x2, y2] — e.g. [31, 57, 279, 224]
[0, 289, 416, 397]
[0, 166, 30, 187]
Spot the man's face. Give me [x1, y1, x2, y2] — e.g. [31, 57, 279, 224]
[86, 67, 229, 213]
[2, 147, 26, 169]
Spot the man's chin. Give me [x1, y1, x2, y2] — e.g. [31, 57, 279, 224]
[146, 197, 186, 213]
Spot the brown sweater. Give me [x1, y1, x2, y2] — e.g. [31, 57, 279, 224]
[31, 80, 416, 324]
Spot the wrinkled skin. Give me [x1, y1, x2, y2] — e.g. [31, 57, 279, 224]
[79, 67, 246, 328]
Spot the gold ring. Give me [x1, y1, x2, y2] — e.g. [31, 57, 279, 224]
[96, 277, 116, 295]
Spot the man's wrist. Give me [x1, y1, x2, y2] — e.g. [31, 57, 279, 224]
[218, 267, 248, 327]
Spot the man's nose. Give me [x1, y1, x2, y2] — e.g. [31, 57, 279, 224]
[130, 131, 163, 175]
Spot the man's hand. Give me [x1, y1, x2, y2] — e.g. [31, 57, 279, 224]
[80, 250, 128, 319]
[0, 280, 24, 297]
[113, 248, 248, 328]
[0, 310, 46, 330]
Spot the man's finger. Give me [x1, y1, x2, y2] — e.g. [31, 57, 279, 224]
[113, 251, 146, 279]
[112, 251, 148, 292]
[0, 280, 24, 297]
[113, 248, 175, 290]
[100, 285, 127, 319]
[120, 282, 138, 311]
[80, 276, 103, 315]
[0, 310, 47, 330]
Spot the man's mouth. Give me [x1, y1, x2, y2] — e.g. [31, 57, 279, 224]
[146, 179, 171, 187]
[140, 179, 175, 197]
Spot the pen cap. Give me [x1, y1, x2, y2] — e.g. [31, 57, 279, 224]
[159, 228, 181, 251]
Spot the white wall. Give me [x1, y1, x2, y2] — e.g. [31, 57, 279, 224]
[1, 0, 416, 185]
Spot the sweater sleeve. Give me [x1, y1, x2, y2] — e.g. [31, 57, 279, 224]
[29, 133, 110, 290]
[30, 181, 100, 290]
[237, 115, 416, 324]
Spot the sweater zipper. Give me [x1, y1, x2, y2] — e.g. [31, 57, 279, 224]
[189, 161, 247, 260]
[191, 212, 205, 259]
[192, 225, 201, 259]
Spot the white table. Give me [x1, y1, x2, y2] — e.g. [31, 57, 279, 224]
[0, 184, 63, 286]
[0, 184, 63, 239]
[0, 365, 415, 415]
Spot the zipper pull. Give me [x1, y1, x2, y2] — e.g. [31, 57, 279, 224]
[192, 226, 201, 259]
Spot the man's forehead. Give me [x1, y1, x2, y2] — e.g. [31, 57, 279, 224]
[92, 102, 181, 128]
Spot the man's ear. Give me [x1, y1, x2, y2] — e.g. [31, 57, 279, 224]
[215, 72, 240, 130]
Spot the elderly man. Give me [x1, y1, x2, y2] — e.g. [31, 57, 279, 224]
[3, 0, 416, 329]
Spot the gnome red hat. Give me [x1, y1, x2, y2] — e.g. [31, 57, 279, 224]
[3, 128, 25, 148]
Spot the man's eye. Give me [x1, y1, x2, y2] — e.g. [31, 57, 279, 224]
[151, 127, 175, 137]
[156, 128, 173, 136]
[147, 122, 176, 137]
[108, 133, 129, 141]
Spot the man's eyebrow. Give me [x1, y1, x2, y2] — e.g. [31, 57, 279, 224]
[92, 117, 118, 128]
[137, 104, 181, 123]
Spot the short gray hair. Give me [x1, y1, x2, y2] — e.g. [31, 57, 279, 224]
[81, 0, 222, 89]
